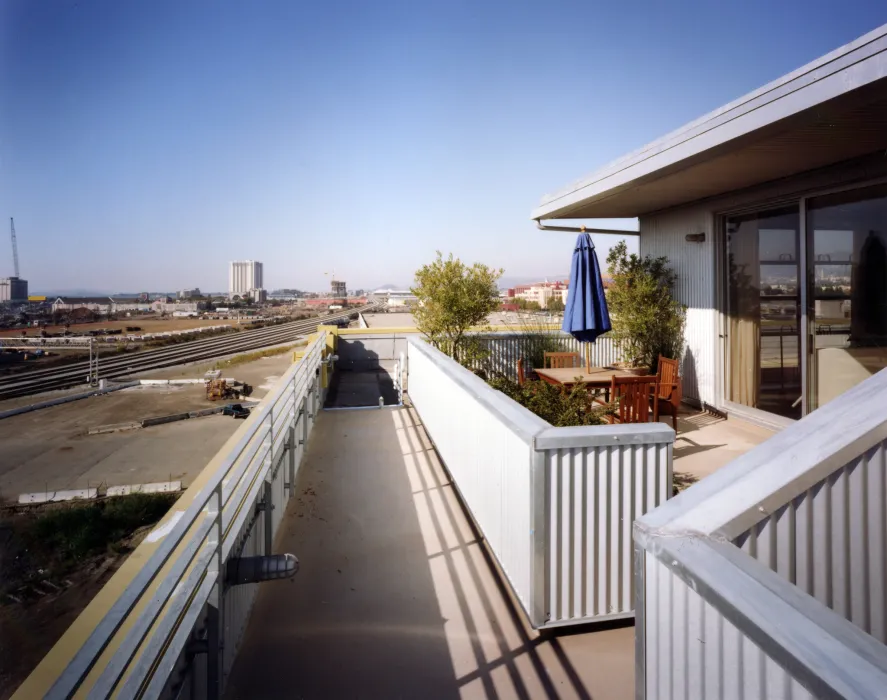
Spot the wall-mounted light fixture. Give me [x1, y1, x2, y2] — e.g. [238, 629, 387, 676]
[685, 233, 706, 243]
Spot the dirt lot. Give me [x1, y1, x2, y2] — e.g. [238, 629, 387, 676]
[0, 314, 262, 338]
[0, 351, 299, 502]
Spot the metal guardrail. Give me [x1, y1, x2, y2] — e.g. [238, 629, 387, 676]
[633, 367, 887, 699]
[464, 332, 624, 381]
[14, 333, 329, 700]
[407, 337, 671, 629]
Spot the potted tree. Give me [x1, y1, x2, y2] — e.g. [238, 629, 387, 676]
[605, 242, 686, 375]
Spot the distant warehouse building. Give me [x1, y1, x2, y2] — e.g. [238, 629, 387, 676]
[0, 276, 28, 303]
[51, 297, 113, 314]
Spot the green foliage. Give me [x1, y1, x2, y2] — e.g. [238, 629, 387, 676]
[606, 241, 687, 372]
[488, 377, 609, 427]
[511, 314, 563, 372]
[546, 296, 565, 313]
[26, 493, 177, 563]
[513, 298, 542, 311]
[412, 252, 503, 363]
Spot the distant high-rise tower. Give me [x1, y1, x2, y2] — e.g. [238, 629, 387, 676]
[331, 279, 346, 297]
[229, 261, 264, 299]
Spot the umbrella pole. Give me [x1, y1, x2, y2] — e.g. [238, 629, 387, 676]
[585, 343, 591, 373]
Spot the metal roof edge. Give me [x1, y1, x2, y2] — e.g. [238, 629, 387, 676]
[532, 22, 887, 220]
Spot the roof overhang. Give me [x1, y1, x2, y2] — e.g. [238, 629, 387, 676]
[533, 24, 887, 220]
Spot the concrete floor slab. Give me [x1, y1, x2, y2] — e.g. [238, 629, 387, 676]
[673, 407, 776, 481]
[225, 407, 635, 700]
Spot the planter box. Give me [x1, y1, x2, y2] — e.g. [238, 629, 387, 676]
[407, 337, 674, 628]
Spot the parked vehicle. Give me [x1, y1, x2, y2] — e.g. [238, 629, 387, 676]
[222, 403, 250, 419]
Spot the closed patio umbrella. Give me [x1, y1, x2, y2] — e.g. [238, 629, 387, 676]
[562, 233, 612, 371]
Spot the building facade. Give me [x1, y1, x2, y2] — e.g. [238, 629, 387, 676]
[229, 261, 263, 299]
[51, 297, 113, 314]
[330, 279, 347, 297]
[533, 24, 887, 428]
[0, 277, 28, 303]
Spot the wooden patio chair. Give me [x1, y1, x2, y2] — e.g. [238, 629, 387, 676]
[544, 351, 580, 369]
[604, 375, 659, 425]
[517, 358, 526, 386]
[654, 355, 682, 430]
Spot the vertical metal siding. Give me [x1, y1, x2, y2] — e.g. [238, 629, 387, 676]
[640, 206, 717, 406]
[544, 442, 669, 624]
[644, 554, 813, 700]
[734, 439, 887, 644]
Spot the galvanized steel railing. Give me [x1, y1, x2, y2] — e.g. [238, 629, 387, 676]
[634, 368, 887, 699]
[465, 332, 624, 381]
[407, 337, 672, 629]
[16, 333, 328, 700]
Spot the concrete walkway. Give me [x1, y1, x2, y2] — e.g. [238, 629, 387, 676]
[225, 407, 634, 700]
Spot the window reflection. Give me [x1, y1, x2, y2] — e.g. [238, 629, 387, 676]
[808, 184, 887, 409]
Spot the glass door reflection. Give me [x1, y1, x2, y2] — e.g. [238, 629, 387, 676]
[807, 184, 887, 410]
[726, 206, 802, 419]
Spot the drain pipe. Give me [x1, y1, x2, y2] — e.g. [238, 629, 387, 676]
[535, 220, 639, 236]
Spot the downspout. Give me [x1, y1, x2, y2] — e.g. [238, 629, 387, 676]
[535, 220, 640, 236]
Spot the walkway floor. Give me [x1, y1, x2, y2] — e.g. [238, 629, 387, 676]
[672, 407, 775, 484]
[225, 407, 635, 700]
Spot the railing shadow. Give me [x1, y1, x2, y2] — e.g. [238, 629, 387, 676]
[395, 406, 632, 699]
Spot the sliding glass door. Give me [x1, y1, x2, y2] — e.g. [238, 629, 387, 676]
[807, 184, 887, 410]
[725, 206, 802, 419]
[723, 182, 887, 420]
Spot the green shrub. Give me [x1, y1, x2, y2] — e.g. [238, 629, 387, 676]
[27, 493, 177, 563]
[606, 241, 687, 372]
[488, 376, 609, 427]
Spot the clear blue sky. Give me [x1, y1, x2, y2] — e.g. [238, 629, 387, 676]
[1, 1, 884, 294]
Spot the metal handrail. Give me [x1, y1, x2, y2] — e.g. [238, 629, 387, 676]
[41, 333, 327, 699]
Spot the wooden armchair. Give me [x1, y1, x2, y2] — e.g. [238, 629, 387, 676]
[654, 355, 682, 430]
[544, 351, 580, 369]
[603, 375, 659, 424]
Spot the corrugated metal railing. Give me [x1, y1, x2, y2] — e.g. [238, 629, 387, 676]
[407, 337, 671, 629]
[16, 334, 328, 700]
[465, 332, 624, 381]
[633, 368, 887, 699]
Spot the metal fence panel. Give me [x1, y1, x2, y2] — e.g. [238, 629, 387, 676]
[465, 333, 624, 382]
[635, 368, 887, 699]
[543, 442, 669, 624]
[734, 438, 887, 645]
[643, 553, 813, 700]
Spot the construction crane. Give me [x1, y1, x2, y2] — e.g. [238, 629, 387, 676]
[9, 217, 20, 278]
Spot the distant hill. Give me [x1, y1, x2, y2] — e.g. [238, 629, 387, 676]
[498, 274, 570, 289]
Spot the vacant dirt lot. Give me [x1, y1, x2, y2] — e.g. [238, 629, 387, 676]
[0, 315, 258, 338]
[0, 350, 300, 502]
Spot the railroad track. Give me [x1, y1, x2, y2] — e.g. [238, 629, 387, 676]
[0, 305, 377, 400]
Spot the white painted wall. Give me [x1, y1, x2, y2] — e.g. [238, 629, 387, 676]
[639, 205, 717, 407]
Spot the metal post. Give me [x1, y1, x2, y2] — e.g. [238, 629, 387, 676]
[300, 396, 308, 447]
[263, 479, 273, 555]
[286, 426, 296, 497]
[206, 485, 224, 700]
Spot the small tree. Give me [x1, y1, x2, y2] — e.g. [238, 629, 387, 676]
[606, 241, 686, 372]
[412, 252, 502, 363]
[546, 296, 564, 313]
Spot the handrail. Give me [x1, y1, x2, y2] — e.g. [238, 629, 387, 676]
[634, 367, 887, 699]
[16, 333, 328, 700]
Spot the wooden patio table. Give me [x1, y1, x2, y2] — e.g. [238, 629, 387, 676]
[533, 366, 649, 389]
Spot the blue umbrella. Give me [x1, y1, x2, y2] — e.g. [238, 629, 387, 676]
[562, 233, 612, 370]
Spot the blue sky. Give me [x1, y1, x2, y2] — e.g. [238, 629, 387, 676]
[1, 1, 884, 294]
